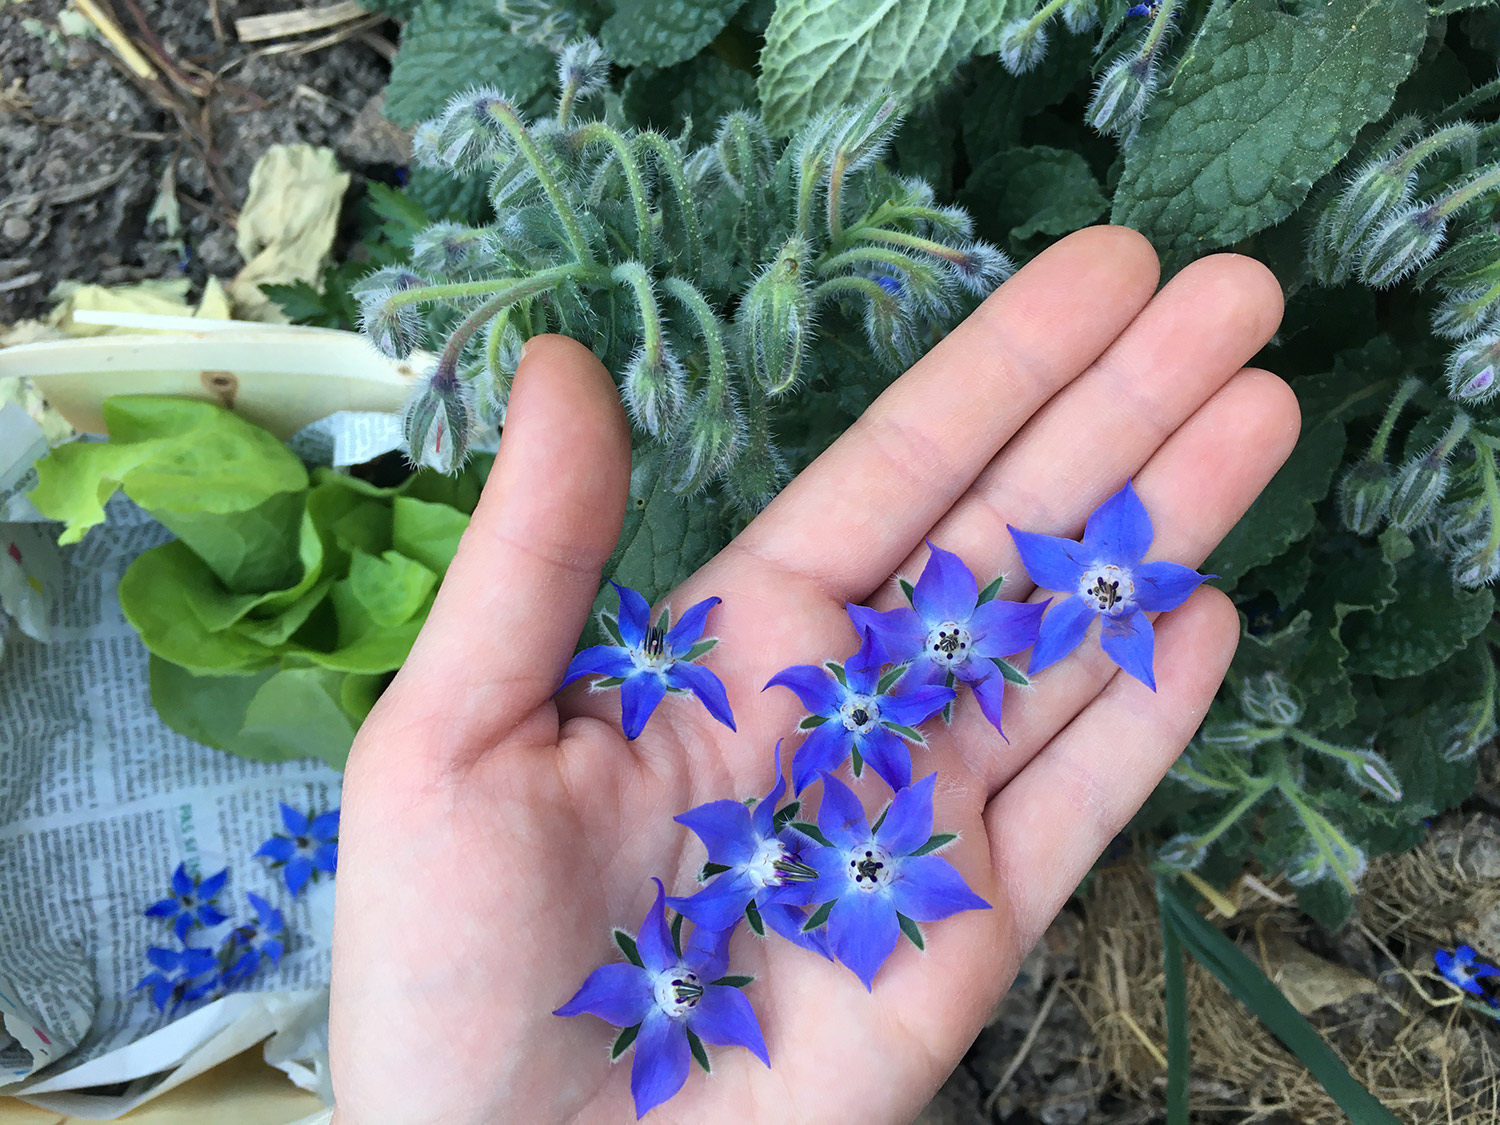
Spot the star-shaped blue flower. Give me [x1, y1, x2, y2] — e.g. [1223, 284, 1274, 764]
[845, 543, 1046, 737]
[135, 945, 219, 1013]
[1008, 481, 1209, 691]
[254, 803, 338, 895]
[555, 880, 769, 1119]
[1435, 945, 1500, 1005]
[765, 656, 953, 793]
[803, 772, 989, 990]
[561, 583, 736, 741]
[144, 863, 230, 941]
[667, 744, 829, 957]
[221, 892, 286, 988]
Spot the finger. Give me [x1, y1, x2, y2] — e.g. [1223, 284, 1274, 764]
[727, 225, 1161, 605]
[983, 587, 1240, 949]
[954, 368, 1298, 797]
[386, 335, 631, 757]
[878, 252, 1284, 607]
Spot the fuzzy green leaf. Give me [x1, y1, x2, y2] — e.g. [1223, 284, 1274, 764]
[885, 722, 926, 743]
[700, 861, 732, 880]
[976, 575, 1004, 604]
[790, 821, 832, 847]
[1111, 0, 1427, 263]
[711, 974, 754, 988]
[602, 0, 746, 68]
[962, 145, 1108, 242]
[897, 912, 925, 950]
[897, 577, 916, 602]
[802, 900, 834, 931]
[611, 1023, 642, 1060]
[670, 911, 684, 957]
[683, 638, 719, 661]
[993, 659, 1029, 687]
[1344, 556, 1495, 679]
[744, 900, 765, 936]
[799, 714, 830, 730]
[772, 801, 801, 831]
[876, 665, 907, 695]
[910, 832, 957, 857]
[686, 1027, 711, 1073]
[613, 929, 644, 967]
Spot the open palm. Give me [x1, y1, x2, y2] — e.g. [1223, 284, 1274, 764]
[329, 227, 1297, 1124]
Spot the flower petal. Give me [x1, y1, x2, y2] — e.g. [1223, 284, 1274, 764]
[969, 672, 1010, 740]
[889, 854, 990, 921]
[876, 772, 936, 857]
[667, 873, 755, 932]
[814, 772, 870, 849]
[311, 809, 340, 840]
[969, 598, 1048, 660]
[845, 603, 926, 666]
[804, 844, 852, 905]
[760, 901, 833, 959]
[172, 913, 193, 941]
[683, 922, 732, 983]
[828, 892, 900, 991]
[856, 726, 912, 792]
[560, 644, 634, 688]
[198, 868, 229, 899]
[255, 836, 295, 863]
[879, 683, 953, 728]
[1133, 560, 1209, 613]
[691, 985, 769, 1066]
[284, 856, 315, 896]
[553, 962, 654, 1026]
[675, 800, 757, 866]
[279, 803, 310, 837]
[630, 1011, 691, 1119]
[665, 661, 736, 732]
[170, 863, 193, 897]
[1028, 595, 1096, 674]
[314, 841, 338, 874]
[1081, 480, 1153, 564]
[665, 596, 720, 652]
[197, 904, 228, 928]
[612, 582, 652, 649]
[764, 664, 843, 718]
[145, 898, 179, 918]
[1101, 609, 1157, 691]
[146, 947, 179, 972]
[1007, 527, 1089, 593]
[620, 672, 668, 740]
[791, 720, 854, 795]
[635, 879, 675, 974]
[911, 543, 979, 626]
[749, 742, 788, 839]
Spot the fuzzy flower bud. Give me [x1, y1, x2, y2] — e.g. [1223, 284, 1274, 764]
[432, 87, 517, 170]
[410, 223, 489, 279]
[1359, 203, 1447, 288]
[1324, 157, 1417, 261]
[622, 345, 687, 437]
[498, 0, 577, 49]
[1285, 846, 1329, 888]
[672, 388, 745, 494]
[1156, 833, 1207, 872]
[1060, 0, 1099, 32]
[556, 37, 610, 105]
[402, 365, 475, 474]
[995, 17, 1048, 75]
[1085, 54, 1159, 137]
[1451, 531, 1500, 589]
[1444, 696, 1497, 761]
[1345, 749, 1402, 802]
[1446, 333, 1500, 404]
[743, 238, 813, 396]
[1432, 287, 1500, 341]
[1337, 457, 1395, 535]
[1388, 414, 1471, 530]
[353, 268, 427, 359]
[829, 98, 902, 179]
[713, 111, 772, 197]
[1236, 672, 1301, 727]
[944, 239, 1014, 298]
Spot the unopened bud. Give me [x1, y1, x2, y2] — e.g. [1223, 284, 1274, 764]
[1156, 833, 1206, 872]
[433, 87, 517, 170]
[1444, 697, 1497, 761]
[410, 223, 489, 278]
[672, 388, 745, 494]
[944, 239, 1013, 298]
[713, 111, 771, 197]
[1451, 532, 1500, 589]
[1324, 159, 1416, 262]
[1433, 287, 1500, 341]
[829, 98, 901, 178]
[1389, 415, 1471, 529]
[1285, 846, 1328, 888]
[621, 345, 686, 437]
[862, 281, 921, 371]
[1359, 203, 1448, 288]
[1337, 457, 1395, 534]
[1199, 718, 1280, 752]
[1061, 0, 1098, 32]
[1346, 749, 1402, 802]
[995, 17, 1048, 75]
[1446, 333, 1500, 404]
[556, 37, 610, 104]
[743, 238, 813, 395]
[402, 366, 475, 474]
[1085, 54, 1159, 137]
[726, 432, 790, 513]
[353, 268, 427, 359]
[1237, 672, 1302, 727]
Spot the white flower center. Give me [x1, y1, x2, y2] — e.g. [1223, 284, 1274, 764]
[653, 966, 703, 1018]
[631, 625, 674, 672]
[742, 838, 786, 888]
[847, 844, 892, 893]
[840, 694, 881, 733]
[925, 621, 971, 668]
[1079, 565, 1135, 615]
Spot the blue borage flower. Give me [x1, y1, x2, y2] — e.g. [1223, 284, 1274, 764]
[221, 892, 286, 988]
[1008, 481, 1209, 691]
[845, 543, 1046, 738]
[135, 946, 218, 1013]
[667, 743, 830, 957]
[1435, 944, 1500, 1005]
[765, 654, 953, 793]
[255, 803, 339, 895]
[800, 772, 990, 991]
[145, 863, 230, 941]
[555, 880, 769, 1119]
[561, 582, 736, 740]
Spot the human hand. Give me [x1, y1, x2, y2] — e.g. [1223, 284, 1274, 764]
[328, 225, 1296, 1123]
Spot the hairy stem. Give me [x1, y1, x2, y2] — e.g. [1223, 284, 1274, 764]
[572, 122, 653, 264]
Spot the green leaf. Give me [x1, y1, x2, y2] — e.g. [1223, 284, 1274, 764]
[875, 665, 907, 695]
[758, 0, 1026, 134]
[744, 900, 765, 936]
[993, 659, 1029, 687]
[391, 496, 470, 579]
[613, 929, 644, 967]
[884, 721, 925, 742]
[1343, 555, 1495, 679]
[826, 661, 847, 686]
[385, 0, 555, 127]
[799, 714, 829, 730]
[910, 832, 957, 857]
[1111, 0, 1428, 264]
[683, 638, 719, 661]
[346, 549, 439, 628]
[802, 900, 834, 931]
[1157, 877, 1401, 1124]
[976, 575, 1004, 604]
[600, 612, 626, 647]
[686, 1027, 711, 1073]
[1160, 890, 1189, 1125]
[602, 0, 746, 68]
[897, 912, 925, 950]
[710, 974, 754, 988]
[121, 543, 279, 674]
[790, 821, 832, 846]
[850, 747, 864, 777]
[870, 803, 888, 834]
[897, 577, 915, 602]
[611, 1023, 641, 1060]
[962, 146, 1108, 242]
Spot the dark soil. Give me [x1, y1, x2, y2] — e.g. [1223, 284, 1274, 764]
[0, 0, 396, 319]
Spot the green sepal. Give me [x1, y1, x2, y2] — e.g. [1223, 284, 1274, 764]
[683, 637, 719, 661]
[593, 676, 627, 689]
[799, 714, 830, 730]
[976, 575, 1004, 604]
[711, 974, 754, 988]
[600, 612, 625, 647]
[790, 821, 832, 846]
[850, 747, 864, 777]
[686, 1027, 711, 1073]
[941, 699, 954, 725]
[745, 900, 765, 936]
[655, 605, 672, 633]
[910, 832, 957, 857]
[611, 1023, 642, 1060]
[898, 577, 916, 603]
[802, 900, 834, 932]
[826, 660, 848, 686]
[700, 860, 731, 880]
[772, 801, 801, 831]
[870, 803, 889, 834]
[670, 911, 684, 957]
[876, 664, 907, 695]
[897, 912, 925, 950]
[613, 929, 644, 967]
[885, 722, 925, 743]
[993, 658, 1029, 687]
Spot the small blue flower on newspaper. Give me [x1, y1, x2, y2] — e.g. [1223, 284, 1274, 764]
[1435, 944, 1500, 1006]
[561, 582, 735, 741]
[802, 772, 989, 990]
[144, 862, 230, 940]
[221, 892, 286, 988]
[555, 880, 768, 1119]
[136, 946, 218, 1013]
[1009, 481, 1209, 690]
[255, 803, 339, 895]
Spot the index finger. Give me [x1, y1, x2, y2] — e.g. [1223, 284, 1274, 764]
[727, 225, 1161, 606]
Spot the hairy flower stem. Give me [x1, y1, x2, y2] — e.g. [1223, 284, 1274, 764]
[1185, 777, 1273, 850]
[1432, 164, 1500, 222]
[482, 98, 592, 263]
[613, 262, 667, 367]
[1141, 0, 1184, 55]
[572, 122, 653, 263]
[635, 132, 702, 277]
[856, 227, 974, 266]
[1022, 0, 1070, 37]
[1467, 436, 1500, 570]
[435, 269, 591, 381]
[1271, 756, 1362, 893]
[662, 278, 730, 401]
[1285, 729, 1365, 771]
[1368, 376, 1423, 461]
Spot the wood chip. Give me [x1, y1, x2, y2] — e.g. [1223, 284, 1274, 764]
[234, 1, 368, 44]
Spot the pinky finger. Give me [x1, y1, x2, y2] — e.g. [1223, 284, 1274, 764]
[983, 587, 1240, 950]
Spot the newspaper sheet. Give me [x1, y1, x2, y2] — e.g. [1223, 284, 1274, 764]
[0, 406, 344, 1119]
